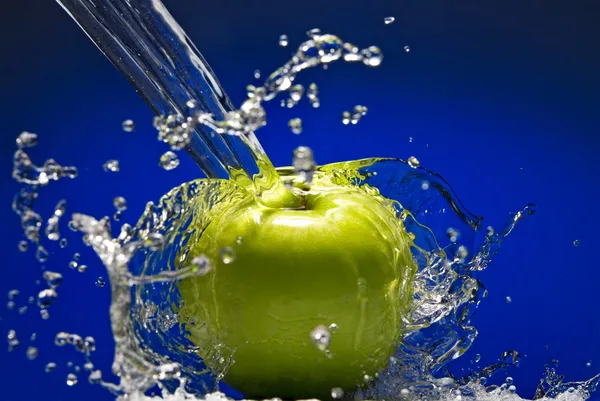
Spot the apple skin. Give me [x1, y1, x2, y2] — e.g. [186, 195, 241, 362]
[178, 181, 416, 400]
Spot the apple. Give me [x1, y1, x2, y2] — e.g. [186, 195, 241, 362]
[178, 175, 416, 400]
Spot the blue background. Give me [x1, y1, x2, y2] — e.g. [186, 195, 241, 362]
[1, 1, 599, 400]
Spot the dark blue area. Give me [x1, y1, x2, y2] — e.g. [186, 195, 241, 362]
[0, 1, 599, 400]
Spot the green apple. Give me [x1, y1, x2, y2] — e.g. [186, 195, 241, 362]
[178, 174, 416, 399]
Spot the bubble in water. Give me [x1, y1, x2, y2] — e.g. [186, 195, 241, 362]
[159, 151, 180, 170]
[18, 240, 28, 252]
[103, 159, 120, 172]
[26, 346, 39, 360]
[506, 296, 512, 303]
[95, 276, 106, 288]
[66, 373, 78, 386]
[408, 156, 420, 168]
[191, 255, 212, 275]
[384, 16, 395, 24]
[253, 69, 260, 79]
[288, 118, 303, 134]
[77, 264, 88, 273]
[220, 247, 236, 264]
[331, 387, 344, 399]
[37, 289, 57, 308]
[573, 239, 580, 247]
[45, 362, 56, 373]
[16, 131, 38, 149]
[113, 196, 127, 211]
[59, 238, 68, 248]
[43, 271, 63, 288]
[361, 46, 383, 66]
[404, 45, 411, 52]
[310, 324, 331, 352]
[122, 119, 135, 132]
[293, 146, 316, 186]
[279, 34, 289, 47]
[36, 245, 49, 263]
[307, 83, 320, 108]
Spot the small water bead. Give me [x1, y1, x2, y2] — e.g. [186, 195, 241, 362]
[289, 84, 304, 102]
[475, 353, 481, 362]
[307, 83, 320, 108]
[159, 151, 180, 170]
[36, 245, 49, 263]
[55, 332, 69, 346]
[342, 111, 351, 125]
[31, 333, 37, 341]
[288, 118, 303, 135]
[409, 136, 413, 143]
[37, 289, 57, 308]
[421, 181, 430, 190]
[191, 255, 212, 275]
[89, 369, 103, 384]
[67, 361, 74, 368]
[7, 301, 15, 310]
[361, 46, 383, 67]
[66, 373, 78, 386]
[310, 325, 331, 352]
[350, 105, 368, 124]
[506, 296, 512, 303]
[506, 377, 514, 385]
[331, 387, 344, 399]
[68, 261, 78, 269]
[8, 289, 19, 300]
[28, 296, 34, 304]
[486, 226, 495, 236]
[84, 336, 96, 352]
[253, 69, 261, 79]
[16, 131, 38, 148]
[278, 34, 289, 47]
[144, 233, 165, 251]
[573, 239, 580, 247]
[384, 16, 395, 24]
[220, 247, 236, 264]
[408, 156, 420, 168]
[43, 271, 63, 288]
[404, 45, 411, 52]
[328, 323, 338, 333]
[59, 238, 68, 248]
[236, 236, 243, 245]
[19, 306, 28, 315]
[73, 252, 80, 261]
[26, 346, 39, 360]
[84, 362, 94, 371]
[40, 309, 50, 320]
[122, 119, 135, 132]
[508, 385, 517, 393]
[400, 388, 411, 397]
[447, 227, 459, 243]
[113, 196, 127, 211]
[103, 159, 120, 172]
[95, 276, 106, 288]
[45, 362, 57, 373]
[77, 264, 88, 273]
[113, 211, 123, 221]
[18, 240, 28, 252]
[586, 361, 592, 367]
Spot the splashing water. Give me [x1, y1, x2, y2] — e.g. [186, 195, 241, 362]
[6, 2, 599, 401]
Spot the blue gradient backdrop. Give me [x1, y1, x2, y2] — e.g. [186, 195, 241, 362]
[0, 1, 599, 400]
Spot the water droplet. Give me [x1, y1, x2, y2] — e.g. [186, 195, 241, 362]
[113, 196, 128, 212]
[103, 159, 120, 172]
[159, 151, 180, 170]
[43, 271, 63, 288]
[77, 264, 88, 273]
[400, 388, 411, 397]
[310, 325, 331, 352]
[288, 118, 303, 134]
[506, 377, 514, 385]
[220, 247, 236, 264]
[331, 387, 344, 399]
[404, 45, 411, 52]
[66, 373, 78, 386]
[59, 238, 68, 248]
[409, 136, 413, 142]
[18, 306, 28, 315]
[342, 111, 351, 125]
[361, 46, 383, 67]
[384, 16, 395, 24]
[289, 84, 304, 102]
[408, 156, 420, 168]
[16, 131, 38, 149]
[26, 346, 39, 360]
[586, 361, 592, 367]
[30, 333, 37, 341]
[253, 69, 261, 79]
[68, 261, 78, 269]
[8, 289, 19, 300]
[89, 369, 102, 384]
[55, 332, 69, 346]
[95, 277, 106, 288]
[486, 226, 495, 236]
[191, 255, 212, 275]
[73, 253, 80, 261]
[279, 34, 289, 47]
[18, 240, 28, 252]
[421, 181, 430, 190]
[475, 353, 481, 362]
[40, 309, 50, 320]
[508, 385, 517, 393]
[7, 301, 15, 310]
[36, 245, 49, 263]
[573, 239, 580, 247]
[144, 233, 164, 251]
[236, 236, 243, 245]
[37, 289, 57, 308]
[84, 336, 96, 352]
[122, 119, 135, 132]
[506, 296, 512, 303]
[446, 227, 459, 243]
[328, 323, 338, 333]
[350, 105, 368, 124]
[45, 362, 57, 373]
